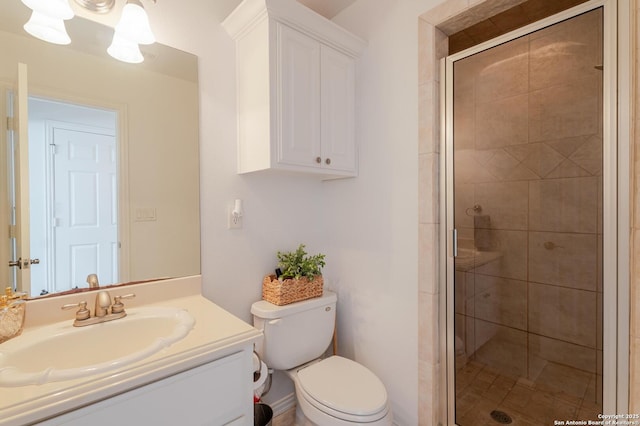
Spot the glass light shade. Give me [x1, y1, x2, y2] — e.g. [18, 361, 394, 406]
[114, 0, 155, 45]
[21, 0, 74, 20]
[24, 11, 71, 45]
[107, 33, 144, 64]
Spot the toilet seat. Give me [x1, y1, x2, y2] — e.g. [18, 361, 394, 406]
[296, 356, 389, 423]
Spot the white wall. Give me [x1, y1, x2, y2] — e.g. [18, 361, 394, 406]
[118, 0, 446, 423]
[324, 1, 444, 424]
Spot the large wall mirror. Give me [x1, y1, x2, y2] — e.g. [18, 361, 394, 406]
[0, 1, 200, 298]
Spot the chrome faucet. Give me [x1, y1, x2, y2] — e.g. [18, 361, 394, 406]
[62, 291, 136, 327]
[87, 274, 99, 289]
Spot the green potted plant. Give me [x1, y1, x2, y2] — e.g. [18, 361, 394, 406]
[262, 244, 326, 305]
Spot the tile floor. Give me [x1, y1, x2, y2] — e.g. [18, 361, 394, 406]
[269, 360, 601, 425]
[455, 359, 602, 425]
[272, 406, 296, 426]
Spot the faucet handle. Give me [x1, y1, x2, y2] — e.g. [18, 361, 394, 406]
[111, 293, 136, 314]
[62, 301, 90, 321]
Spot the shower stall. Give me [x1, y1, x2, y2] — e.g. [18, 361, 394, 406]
[442, 1, 625, 424]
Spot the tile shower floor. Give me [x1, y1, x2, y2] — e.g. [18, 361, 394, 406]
[455, 360, 601, 425]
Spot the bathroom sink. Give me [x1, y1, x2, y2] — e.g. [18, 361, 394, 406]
[0, 307, 195, 386]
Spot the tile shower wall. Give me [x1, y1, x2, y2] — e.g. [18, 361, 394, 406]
[421, 0, 639, 424]
[453, 7, 602, 398]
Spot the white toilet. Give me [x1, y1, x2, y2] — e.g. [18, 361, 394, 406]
[251, 291, 392, 426]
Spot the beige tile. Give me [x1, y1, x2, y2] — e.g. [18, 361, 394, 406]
[419, 360, 442, 426]
[419, 81, 440, 155]
[633, 230, 640, 338]
[534, 362, 592, 406]
[511, 389, 557, 424]
[454, 148, 499, 184]
[529, 282, 597, 348]
[476, 94, 529, 150]
[435, 26, 449, 62]
[455, 270, 475, 315]
[473, 320, 527, 378]
[483, 380, 512, 403]
[546, 135, 591, 157]
[272, 406, 296, 426]
[569, 134, 602, 176]
[418, 153, 439, 224]
[455, 395, 500, 426]
[484, 148, 524, 181]
[418, 20, 436, 86]
[529, 76, 600, 143]
[454, 183, 475, 229]
[453, 84, 475, 151]
[418, 359, 434, 425]
[528, 231, 598, 291]
[529, 9, 602, 91]
[529, 176, 599, 233]
[502, 383, 536, 411]
[630, 337, 640, 413]
[474, 181, 528, 230]
[510, 142, 567, 178]
[475, 36, 529, 103]
[419, 223, 439, 294]
[474, 229, 528, 281]
[455, 387, 482, 416]
[582, 373, 602, 411]
[545, 158, 592, 179]
[460, 314, 476, 358]
[419, 292, 439, 365]
[528, 333, 597, 376]
[577, 406, 602, 422]
[421, 0, 470, 26]
[474, 274, 527, 329]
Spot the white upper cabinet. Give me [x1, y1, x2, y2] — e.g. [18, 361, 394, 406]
[223, 0, 365, 178]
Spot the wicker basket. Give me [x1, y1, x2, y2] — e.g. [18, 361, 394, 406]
[262, 274, 323, 306]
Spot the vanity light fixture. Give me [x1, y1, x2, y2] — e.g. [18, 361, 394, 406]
[20, 0, 157, 64]
[113, 0, 155, 45]
[107, 32, 144, 63]
[107, 0, 156, 63]
[21, 0, 75, 45]
[72, 0, 116, 14]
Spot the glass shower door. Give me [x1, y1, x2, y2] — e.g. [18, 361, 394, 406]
[450, 8, 603, 425]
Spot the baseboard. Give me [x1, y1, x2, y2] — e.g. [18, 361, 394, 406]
[268, 392, 296, 417]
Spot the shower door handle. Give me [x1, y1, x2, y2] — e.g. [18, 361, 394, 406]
[452, 229, 458, 257]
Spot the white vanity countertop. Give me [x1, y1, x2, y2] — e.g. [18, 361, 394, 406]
[0, 275, 262, 426]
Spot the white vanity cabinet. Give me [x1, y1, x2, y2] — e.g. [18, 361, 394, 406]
[223, 0, 365, 178]
[39, 349, 254, 426]
[0, 277, 262, 426]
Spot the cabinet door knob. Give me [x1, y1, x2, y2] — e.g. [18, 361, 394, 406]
[316, 157, 322, 164]
[325, 158, 331, 165]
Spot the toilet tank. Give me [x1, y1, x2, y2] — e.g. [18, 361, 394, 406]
[251, 291, 337, 370]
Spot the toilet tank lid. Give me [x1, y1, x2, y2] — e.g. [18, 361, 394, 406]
[251, 290, 337, 319]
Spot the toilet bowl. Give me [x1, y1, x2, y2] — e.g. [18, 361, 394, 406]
[251, 291, 393, 426]
[287, 356, 391, 426]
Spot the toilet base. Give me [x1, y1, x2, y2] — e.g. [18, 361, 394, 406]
[295, 404, 313, 426]
[294, 383, 392, 426]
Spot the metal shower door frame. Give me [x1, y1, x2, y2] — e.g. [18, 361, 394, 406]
[439, 0, 631, 423]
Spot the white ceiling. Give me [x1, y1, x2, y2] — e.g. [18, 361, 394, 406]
[213, 0, 356, 22]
